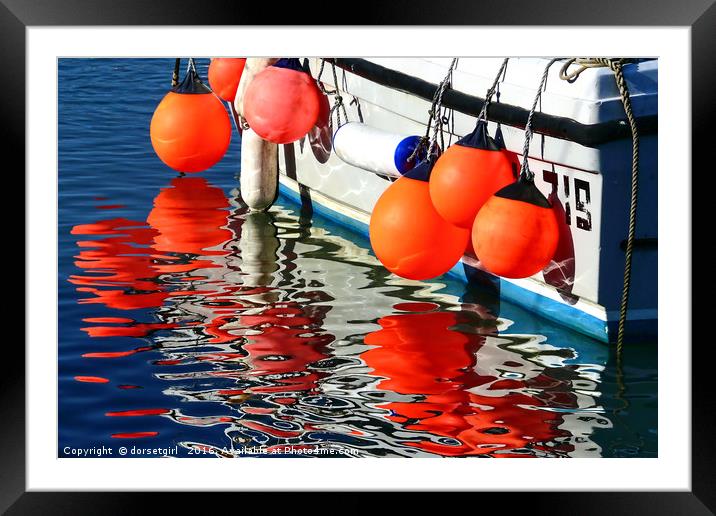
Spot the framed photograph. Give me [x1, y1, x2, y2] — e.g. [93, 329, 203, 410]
[7, 0, 709, 512]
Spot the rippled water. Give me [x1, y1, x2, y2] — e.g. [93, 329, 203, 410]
[58, 58, 657, 458]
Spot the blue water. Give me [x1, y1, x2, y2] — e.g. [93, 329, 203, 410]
[58, 58, 657, 458]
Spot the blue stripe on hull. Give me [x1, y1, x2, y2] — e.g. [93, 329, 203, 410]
[278, 182, 613, 343]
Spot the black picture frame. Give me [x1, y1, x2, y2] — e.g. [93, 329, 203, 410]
[4, 0, 710, 512]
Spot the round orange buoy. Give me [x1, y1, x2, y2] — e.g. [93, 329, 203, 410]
[472, 178, 559, 278]
[429, 121, 515, 229]
[243, 58, 321, 144]
[150, 67, 231, 173]
[208, 57, 246, 102]
[369, 160, 470, 280]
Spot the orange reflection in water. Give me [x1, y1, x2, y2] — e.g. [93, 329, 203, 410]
[70, 176, 332, 416]
[147, 176, 232, 257]
[70, 176, 232, 311]
[70, 217, 171, 310]
[363, 306, 571, 457]
[68, 176, 585, 455]
[69, 176, 236, 385]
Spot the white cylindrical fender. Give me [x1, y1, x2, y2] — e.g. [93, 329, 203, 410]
[333, 122, 423, 178]
[240, 128, 278, 211]
[235, 58, 280, 212]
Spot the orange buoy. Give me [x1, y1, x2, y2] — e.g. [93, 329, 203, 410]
[472, 177, 559, 279]
[369, 159, 470, 280]
[208, 58, 246, 102]
[429, 120, 515, 229]
[150, 66, 231, 173]
[243, 58, 321, 144]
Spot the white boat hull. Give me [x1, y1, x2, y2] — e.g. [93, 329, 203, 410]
[276, 58, 658, 343]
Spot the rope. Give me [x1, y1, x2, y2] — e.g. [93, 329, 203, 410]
[409, 86, 442, 161]
[317, 59, 349, 133]
[519, 58, 559, 182]
[171, 58, 180, 87]
[559, 58, 640, 352]
[341, 68, 364, 123]
[427, 58, 458, 155]
[406, 58, 458, 164]
[187, 57, 197, 75]
[559, 57, 635, 83]
[477, 58, 510, 123]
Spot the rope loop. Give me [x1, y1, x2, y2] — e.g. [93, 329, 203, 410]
[559, 58, 630, 83]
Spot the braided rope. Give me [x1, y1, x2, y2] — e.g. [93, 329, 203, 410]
[317, 59, 349, 134]
[406, 58, 458, 164]
[477, 58, 510, 122]
[611, 62, 640, 354]
[171, 58, 180, 87]
[427, 58, 458, 155]
[520, 58, 559, 182]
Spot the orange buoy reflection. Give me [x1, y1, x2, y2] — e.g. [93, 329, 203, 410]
[147, 176, 232, 257]
[69, 174, 234, 383]
[68, 184, 592, 455]
[363, 305, 570, 456]
[70, 177, 232, 312]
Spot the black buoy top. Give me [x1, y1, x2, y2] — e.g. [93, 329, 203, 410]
[455, 119, 502, 151]
[172, 67, 212, 94]
[403, 156, 436, 182]
[273, 58, 305, 72]
[494, 175, 552, 208]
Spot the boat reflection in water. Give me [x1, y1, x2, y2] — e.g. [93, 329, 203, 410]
[68, 175, 612, 457]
